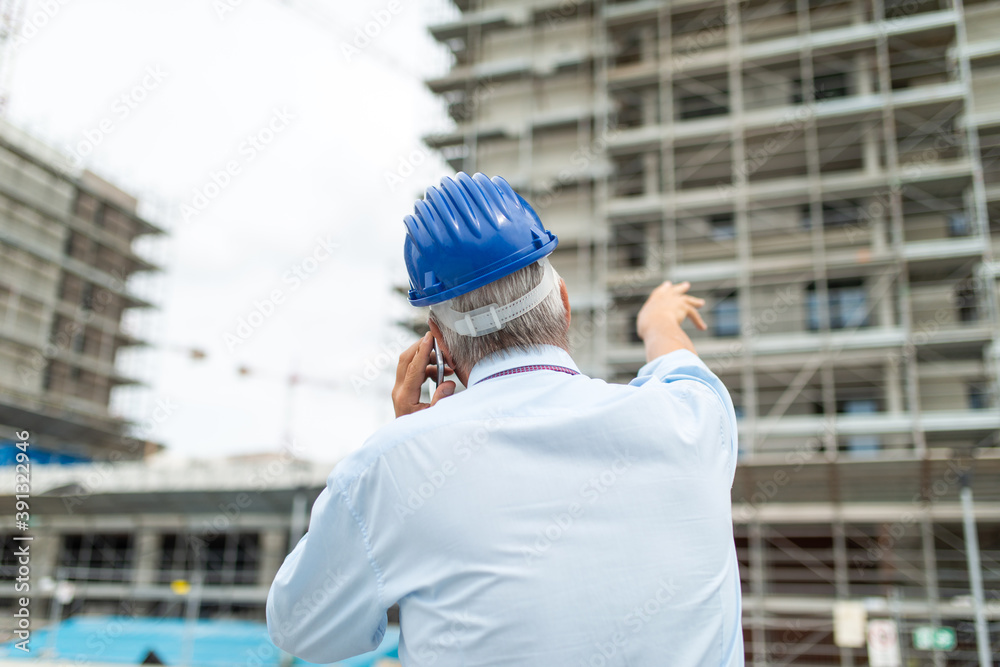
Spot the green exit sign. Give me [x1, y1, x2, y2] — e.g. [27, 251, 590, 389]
[913, 626, 956, 651]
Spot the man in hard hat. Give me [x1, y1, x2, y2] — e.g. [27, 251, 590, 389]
[267, 173, 743, 666]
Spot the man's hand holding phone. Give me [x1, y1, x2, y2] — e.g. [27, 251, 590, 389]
[392, 332, 456, 418]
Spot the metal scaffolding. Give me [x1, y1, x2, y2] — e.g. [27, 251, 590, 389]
[423, 0, 1000, 663]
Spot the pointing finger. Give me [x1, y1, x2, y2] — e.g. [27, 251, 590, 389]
[690, 306, 708, 331]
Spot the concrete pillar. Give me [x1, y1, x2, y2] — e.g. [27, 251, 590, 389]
[920, 516, 946, 667]
[132, 530, 161, 585]
[3, 289, 18, 329]
[32, 532, 60, 583]
[259, 529, 287, 587]
[642, 89, 658, 127]
[640, 25, 656, 62]
[873, 213, 888, 254]
[851, 0, 867, 24]
[886, 360, 904, 414]
[832, 520, 855, 667]
[643, 152, 658, 197]
[877, 272, 894, 327]
[855, 54, 880, 176]
[821, 363, 838, 454]
[855, 54, 872, 95]
[749, 521, 768, 667]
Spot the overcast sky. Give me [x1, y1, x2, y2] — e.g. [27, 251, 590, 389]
[11, 0, 459, 462]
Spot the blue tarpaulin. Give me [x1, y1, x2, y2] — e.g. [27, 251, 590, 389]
[0, 616, 400, 666]
[0, 441, 89, 466]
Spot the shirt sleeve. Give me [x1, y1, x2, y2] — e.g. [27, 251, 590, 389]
[629, 349, 739, 476]
[266, 472, 388, 664]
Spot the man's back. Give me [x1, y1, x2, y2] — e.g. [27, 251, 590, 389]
[268, 345, 743, 666]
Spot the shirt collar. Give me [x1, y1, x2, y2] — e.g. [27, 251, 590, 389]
[466, 345, 582, 387]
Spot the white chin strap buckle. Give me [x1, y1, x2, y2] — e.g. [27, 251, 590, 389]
[431, 258, 559, 337]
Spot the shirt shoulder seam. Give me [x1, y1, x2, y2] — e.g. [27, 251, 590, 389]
[644, 371, 736, 478]
[334, 478, 387, 608]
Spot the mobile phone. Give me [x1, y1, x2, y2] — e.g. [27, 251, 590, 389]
[433, 338, 444, 389]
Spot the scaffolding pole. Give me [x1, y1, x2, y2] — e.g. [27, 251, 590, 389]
[959, 474, 993, 667]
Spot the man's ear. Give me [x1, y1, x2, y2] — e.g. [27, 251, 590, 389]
[560, 279, 571, 330]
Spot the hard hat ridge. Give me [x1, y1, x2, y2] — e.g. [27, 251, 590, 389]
[439, 177, 482, 238]
[404, 172, 558, 307]
[424, 185, 462, 242]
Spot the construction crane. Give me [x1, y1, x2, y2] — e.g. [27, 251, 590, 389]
[0, 0, 24, 116]
[163, 343, 343, 451]
[236, 362, 342, 449]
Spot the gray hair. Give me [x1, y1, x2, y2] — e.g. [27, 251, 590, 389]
[430, 260, 568, 374]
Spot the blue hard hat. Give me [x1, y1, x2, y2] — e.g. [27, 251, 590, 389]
[404, 172, 558, 307]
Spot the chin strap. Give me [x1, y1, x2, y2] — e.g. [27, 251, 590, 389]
[430, 258, 560, 337]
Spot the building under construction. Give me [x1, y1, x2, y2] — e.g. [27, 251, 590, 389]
[0, 119, 329, 661]
[2, 0, 1000, 663]
[0, 121, 377, 662]
[424, 0, 1000, 663]
[0, 118, 164, 462]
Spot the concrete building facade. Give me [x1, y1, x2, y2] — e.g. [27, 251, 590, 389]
[0, 457, 325, 651]
[424, 0, 1000, 663]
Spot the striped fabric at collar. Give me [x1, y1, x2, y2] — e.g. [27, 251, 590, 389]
[474, 364, 580, 385]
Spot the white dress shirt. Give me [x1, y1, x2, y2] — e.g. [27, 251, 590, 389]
[267, 345, 743, 666]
